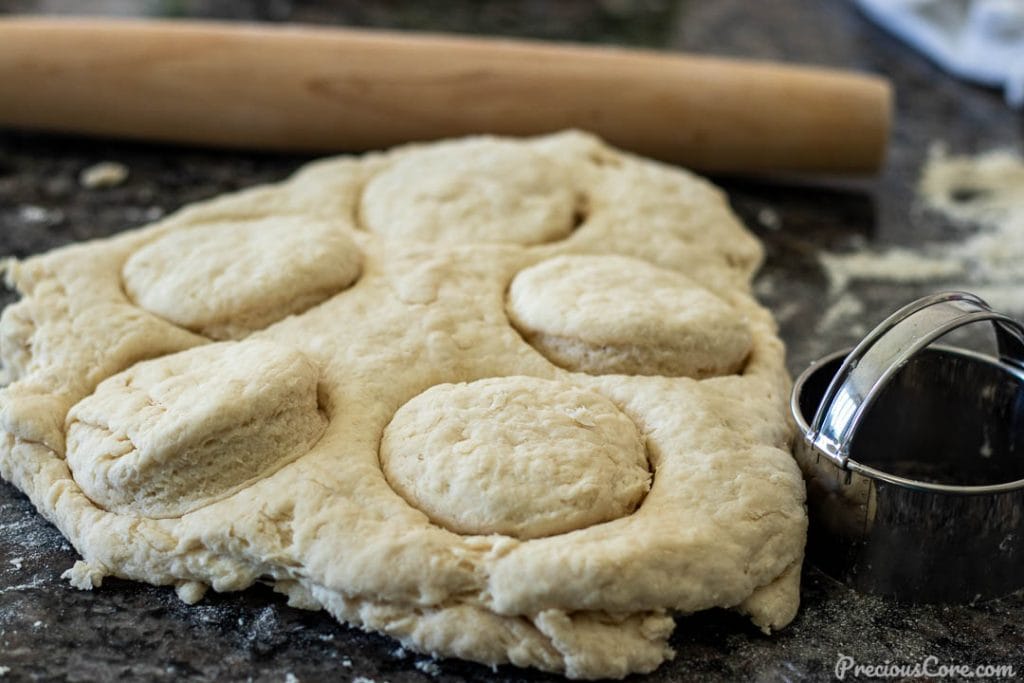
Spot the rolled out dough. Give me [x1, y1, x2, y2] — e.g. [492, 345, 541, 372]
[0, 131, 806, 679]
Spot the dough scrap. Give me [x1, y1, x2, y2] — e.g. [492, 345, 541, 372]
[0, 131, 805, 679]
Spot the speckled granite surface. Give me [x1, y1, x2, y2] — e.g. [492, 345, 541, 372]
[1, 1, 1022, 681]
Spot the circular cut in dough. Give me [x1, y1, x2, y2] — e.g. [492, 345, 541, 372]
[360, 138, 577, 245]
[380, 376, 650, 539]
[65, 340, 327, 518]
[123, 216, 362, 340]
[507, 254, 753, 377]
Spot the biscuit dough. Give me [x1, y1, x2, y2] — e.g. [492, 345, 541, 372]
[0, 131, 806, 679]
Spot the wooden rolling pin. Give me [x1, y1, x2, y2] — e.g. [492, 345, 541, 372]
[0, 17, 892, 173]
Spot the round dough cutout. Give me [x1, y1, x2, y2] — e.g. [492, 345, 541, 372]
[66, 340, 328, 518]
[360, 138, 577, 245]
[507, 255, 753, 377]
[380, 376, 650, 539]
[123, 216, 362, 340]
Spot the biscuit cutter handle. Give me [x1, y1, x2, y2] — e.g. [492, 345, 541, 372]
[0, 16, 892, 174]
[808, 291, 1024, 469]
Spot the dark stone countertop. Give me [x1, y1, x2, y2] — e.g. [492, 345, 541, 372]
[1, 1, 1022, 681]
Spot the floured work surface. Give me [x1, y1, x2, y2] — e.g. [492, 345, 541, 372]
[0, 131, 806, 679]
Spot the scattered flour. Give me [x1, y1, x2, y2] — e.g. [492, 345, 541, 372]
[340, 658, 352, 668]
[0, 510, 48, 539]
[920, 146, 1024, 224]
[815, 292, 866, 335]
[7, 558, 21, 571]
[245, 606, 278, 642]
[953, 283, 1024, 313]
[757, 207, 782, 231]
[816, 145, 1024, 331]
[17, 205, 63, 226]
[753, 273, 776, 299]
[772, 301, 802, 325]
[79, 161, 129, 189]
[414, 659, 441, 676]
[284, 673, 299, 683]
[0, 579, 47, 595]
[818, 248, 963, 294]
[0, 665, 10, 676]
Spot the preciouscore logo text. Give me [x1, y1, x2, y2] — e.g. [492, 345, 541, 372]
[835, 654, 1016, 679]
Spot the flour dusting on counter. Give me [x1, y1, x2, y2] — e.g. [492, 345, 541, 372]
[817, 146, 1024, 324]
[818, 247, 962, 294]
[815, 292, 866, 335]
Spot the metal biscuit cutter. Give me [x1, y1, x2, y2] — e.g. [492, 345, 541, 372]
[792, 291, 1024, 602]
